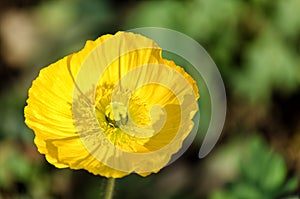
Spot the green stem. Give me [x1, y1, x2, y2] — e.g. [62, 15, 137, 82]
[104, 178, 115, 199]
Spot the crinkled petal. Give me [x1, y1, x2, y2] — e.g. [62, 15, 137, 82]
[24, 31, 200, 178]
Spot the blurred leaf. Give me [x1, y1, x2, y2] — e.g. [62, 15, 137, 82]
[209, 134, 297, 198]
[9, 151, 32, 181]
[281, 177, 299, 195]
[234, 28, 299, 103]
[273, 0, 300, 38]
[260, 153, 286, 192]
[209, 190, 238, 199]
[35, 0, 77, 35]
[231, 183, 264, 198]
[183, 0, 242, 41]
[125, 1, 185, 31]
[240, 135, 268, 184]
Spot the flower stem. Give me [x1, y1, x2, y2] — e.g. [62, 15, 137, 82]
[104, 178, 115, 199]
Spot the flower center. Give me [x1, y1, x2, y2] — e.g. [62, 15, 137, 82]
[104, 102, 128, 128]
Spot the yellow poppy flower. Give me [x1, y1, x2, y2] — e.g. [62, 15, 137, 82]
[24, 31, 200, 178]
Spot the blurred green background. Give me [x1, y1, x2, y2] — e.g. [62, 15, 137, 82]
[1, 0, 300, 198]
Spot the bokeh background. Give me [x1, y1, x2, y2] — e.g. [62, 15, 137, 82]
[1, 0, 300, 198]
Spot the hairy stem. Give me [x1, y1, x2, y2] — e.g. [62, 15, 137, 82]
[104, 178, 115, 199]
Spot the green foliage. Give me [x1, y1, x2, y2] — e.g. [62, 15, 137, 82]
[209, 135, 298, 199]
[125, 0, 300, 104]
[0, 141, 52, 199]
[234, 28, 299, 103]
